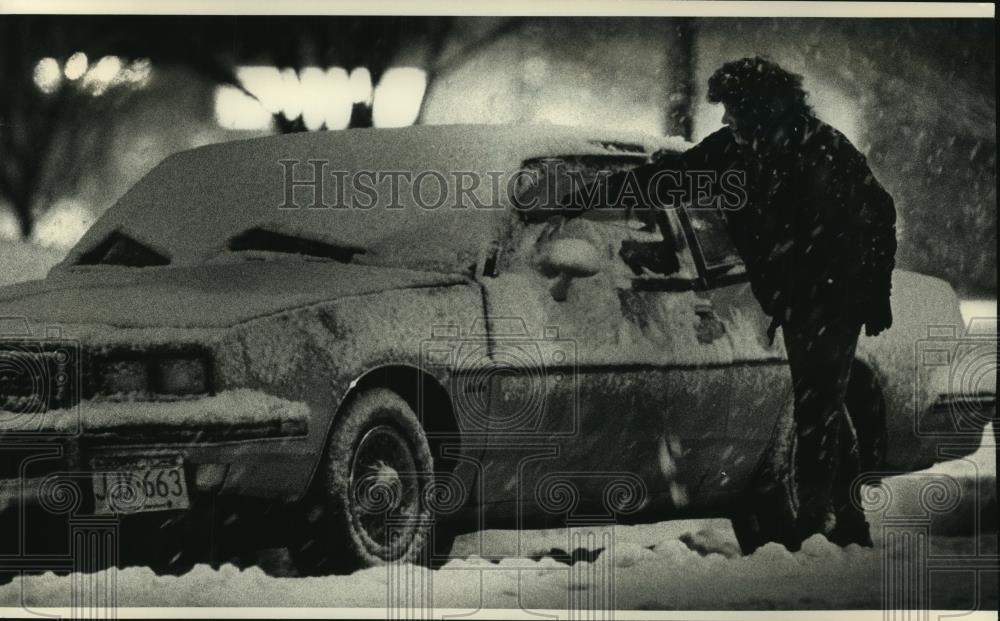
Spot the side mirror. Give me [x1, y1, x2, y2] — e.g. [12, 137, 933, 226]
[536, 238, 602, 301]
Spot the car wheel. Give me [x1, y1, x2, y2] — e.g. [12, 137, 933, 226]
[289, 388, 455, 575]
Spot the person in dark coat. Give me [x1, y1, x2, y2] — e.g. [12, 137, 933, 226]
[562, 56, 897, 548]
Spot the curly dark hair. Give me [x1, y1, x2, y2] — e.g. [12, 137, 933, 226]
[707, 56, 812, 121]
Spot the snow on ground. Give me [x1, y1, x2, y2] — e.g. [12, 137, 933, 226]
[1, 425, 994, 611]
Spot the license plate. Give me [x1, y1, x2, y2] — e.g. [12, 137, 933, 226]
[92, 456, 190, 514]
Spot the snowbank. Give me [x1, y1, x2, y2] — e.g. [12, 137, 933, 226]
[1, 522, 993, 610]
[1, 427, 993, 611]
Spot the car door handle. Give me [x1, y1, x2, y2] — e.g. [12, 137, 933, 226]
[694, 305, 726, 343]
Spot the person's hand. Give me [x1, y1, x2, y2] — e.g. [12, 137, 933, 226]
[651, 148, 674, 163]
[651, 149, 685, 169]
[865, 297, 893, 336]
[766, 316, 781, 346]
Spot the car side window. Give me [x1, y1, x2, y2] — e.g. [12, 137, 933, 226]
[610, 209, 699, 283]
[497, 215, 607, 276]
[677, 206, 746, 281]
[496, 154, 710, 287]
[497, 205, 701, 290]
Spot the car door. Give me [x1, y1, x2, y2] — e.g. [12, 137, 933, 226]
[672, 204, 793, 501]
[475, 189, 738, 522]
[595, 206, 738, 507]
[475, 211, 639, 523]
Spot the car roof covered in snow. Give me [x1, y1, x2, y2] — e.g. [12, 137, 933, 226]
[58, 124, 692, 274]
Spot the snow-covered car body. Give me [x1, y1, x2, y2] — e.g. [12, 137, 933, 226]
[0, 125, 992, 532]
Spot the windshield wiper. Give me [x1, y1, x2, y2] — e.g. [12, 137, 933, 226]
[76, 231, 170, 267]
[228, 228, 365, 263]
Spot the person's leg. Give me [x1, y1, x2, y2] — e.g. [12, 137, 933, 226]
[784, 316, 861, 539]
[828, 406, 875, 547]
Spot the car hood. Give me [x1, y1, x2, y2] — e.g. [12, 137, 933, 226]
[0, 260, 468, 329]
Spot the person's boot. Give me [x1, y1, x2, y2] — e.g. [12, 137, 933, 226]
[828, 506, 874, 547]
[796, 498, 837, 542]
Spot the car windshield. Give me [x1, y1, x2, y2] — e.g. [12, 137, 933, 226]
[227, 227, 367, 263]
[513, 154, 649, 221]
[62, 131, 510, 275]
[75, 231, 172, 267]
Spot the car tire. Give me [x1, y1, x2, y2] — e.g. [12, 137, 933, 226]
[289, 388, 455, 575]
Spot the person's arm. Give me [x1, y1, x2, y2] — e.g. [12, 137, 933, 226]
[856, 165, 897, 335]
[562, 128, 739, 216]
[804, 143, 897, 335]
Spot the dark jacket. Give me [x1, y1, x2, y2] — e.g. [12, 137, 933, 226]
[570, 114, 897, 331]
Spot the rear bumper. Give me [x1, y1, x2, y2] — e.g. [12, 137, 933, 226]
[909, 392, 996, 468]
[918, 393, 995, 436]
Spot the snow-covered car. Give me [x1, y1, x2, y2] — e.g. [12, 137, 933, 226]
[0, 125, 994, 574]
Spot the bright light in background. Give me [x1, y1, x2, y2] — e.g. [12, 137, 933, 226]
[348, 67, 373, 105]
[33, 53, 152, 96]
[299, 67, 329, 131]
[32, 199, 94, 249]
[214, 86, 274, 131]
[324, 67, 353, 130]
[279, 67, 303, 121]
[216, 65, 428, 131]
[63, 52, 88, 80]
[960, 299, 998, 333]
[115, 58, 153, 89]
[236, 66, 283, 114]
[0, 209, 19, 240]
[81, 55, 123, 95]
[215, 66, 283, 130]
[372, 67, 427, 128]
[215, 65, 366, 131]
[32, 57, 62, 94]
